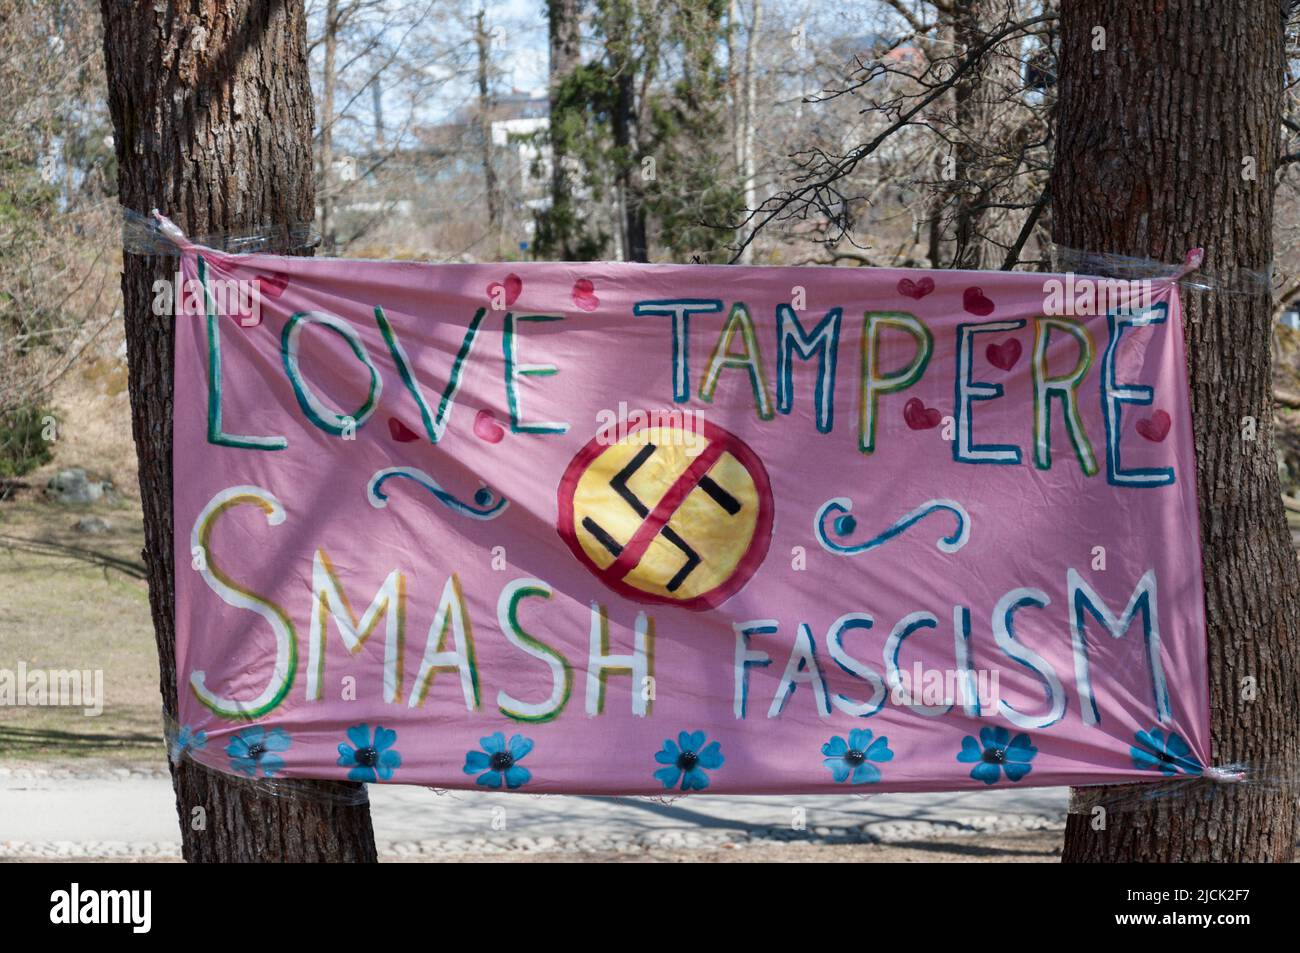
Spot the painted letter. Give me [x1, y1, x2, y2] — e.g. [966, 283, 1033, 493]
[860, 312, 933, 453]
[188, 486, 296, 719]
[497, 578, 572, 722]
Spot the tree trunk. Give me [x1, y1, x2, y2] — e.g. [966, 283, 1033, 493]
[736, 0, 759, 265]
[475, 8, 501, 254]
[545, 0, 582, 259]
[319, 0, 340, 255]
[1054, 0, 1300, 862]
[951, 0, 993, 269]
[608, 0, 648, 262]
[371, 60, 385, 148]
[100, 0, 378, 862]
[726, 0, 740, 185]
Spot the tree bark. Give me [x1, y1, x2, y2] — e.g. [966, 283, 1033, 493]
[950, 0, 992, 269]
[1054, 0, 1300, 862]
[100, 0, 378, 862]
[475, 8, 501, 254]
[608, 0, 648, 262]
[736, 0, 760, 265]
[545, 0, 582, 259]
[319, 0, 340, 255]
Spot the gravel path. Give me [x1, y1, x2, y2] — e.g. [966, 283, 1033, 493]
[0, 764, 1067, 860]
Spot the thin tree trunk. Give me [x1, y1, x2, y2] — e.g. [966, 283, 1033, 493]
[726, 0, 740, 179]
[546, 0, 582, 259]
[1054, 0, 1300, 862]
[927, 154, 947, 268]
[475, 8, 500, 254]
[609, 0, 647, 262]
[319, 0, 340, 255]
[737, 0, 759, 265]
[951, 0, 992, 269]
[100, 0, 377, 862]
[371, 60, 385, 148]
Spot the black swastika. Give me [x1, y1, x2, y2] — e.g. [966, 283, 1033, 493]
[580, 442, 742, 593]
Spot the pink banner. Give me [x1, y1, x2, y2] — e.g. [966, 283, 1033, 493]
[170, 247, 1210, 794]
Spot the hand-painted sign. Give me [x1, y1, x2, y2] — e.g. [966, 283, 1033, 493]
[171, 247, 1210, 793]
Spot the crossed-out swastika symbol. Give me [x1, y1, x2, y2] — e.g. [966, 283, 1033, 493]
[557, 417, 774, 611]
[581, 440, 743, 593]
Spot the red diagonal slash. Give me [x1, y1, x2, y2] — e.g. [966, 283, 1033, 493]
[605, 440, 727, 581]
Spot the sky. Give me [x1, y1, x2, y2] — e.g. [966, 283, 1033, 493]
[490, 0, 549, 94]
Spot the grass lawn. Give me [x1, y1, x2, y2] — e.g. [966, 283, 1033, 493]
[0, 498, 164, 765]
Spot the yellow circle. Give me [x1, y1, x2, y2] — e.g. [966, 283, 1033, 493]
[571, 426, 762, 602]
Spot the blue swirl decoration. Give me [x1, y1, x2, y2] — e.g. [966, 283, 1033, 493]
[814, 496, 970, 556]
[367, 466, 508, 520]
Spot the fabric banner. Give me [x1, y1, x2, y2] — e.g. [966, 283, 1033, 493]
[170, 246, 1210, 794]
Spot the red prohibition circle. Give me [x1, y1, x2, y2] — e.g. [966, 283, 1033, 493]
[556, 414, 774, 611]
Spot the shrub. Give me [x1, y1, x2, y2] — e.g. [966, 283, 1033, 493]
[0, 404, 55, 478]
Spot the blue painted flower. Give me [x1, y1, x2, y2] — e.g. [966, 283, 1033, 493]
[654, 731, 724, 791]
[337, 724, 402, 782]
[463, 732, 533, 789]
[1130, 728, 1202, 777]
[822, 728, 893, 784]
[169, 724, 207, 763]
[226, 725, 290, 778]
[957, 726, 1037, 784]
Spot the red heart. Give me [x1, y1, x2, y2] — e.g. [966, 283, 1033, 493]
[903, 397, 942, 430]
[572, 278, 600, 312]
[388, 417, 420, 442]
[986, 339, 1021, 370]
[473, 409, 506, 444]
[486, 273, 523, 308]
[963, 286, 995, 316]
[1136, 410, 1171, 442]
[897, 276, 935, 300]
[256, 273, 289, 298]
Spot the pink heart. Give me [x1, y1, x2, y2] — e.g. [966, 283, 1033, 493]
[986, 339, 1021, 371]
[1136, 410, 1171, 442]
[388, 417, 420, 443]
[473, 409, 506, 444]
[963, 286, 995, 316]
[256, 273, 289, 298]
[903, 397, 942, 430]
[897, 276, 935, 300]
[572, 278, 600, 312]
[486, 273, 523, 308]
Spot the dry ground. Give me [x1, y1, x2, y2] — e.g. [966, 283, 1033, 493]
[0, 497, 162, 764]
[3, 831, 1063, 863]
[411, 831, 1063, 862]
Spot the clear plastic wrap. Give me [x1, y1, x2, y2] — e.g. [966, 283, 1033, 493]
[120, 206, 318, 257]
[1051, 244, 1272, 297]
[163, 714, 369, 806]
